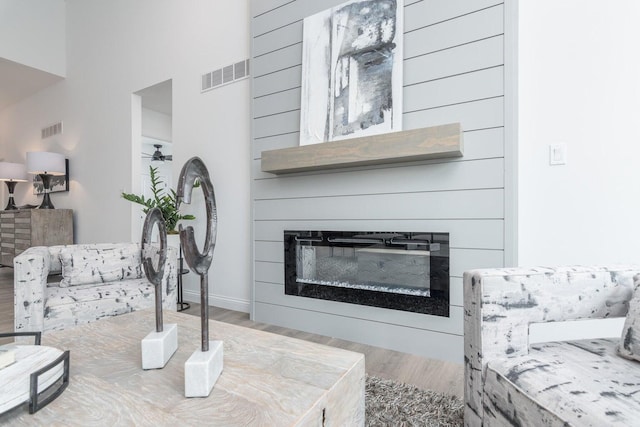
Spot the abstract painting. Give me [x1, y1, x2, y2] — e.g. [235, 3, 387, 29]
[300, 0, 403, 146]
[33, 158, 69, 194]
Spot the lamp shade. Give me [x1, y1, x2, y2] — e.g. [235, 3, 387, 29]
[0, 162, 28, 182]
[27, 152, 66, 176]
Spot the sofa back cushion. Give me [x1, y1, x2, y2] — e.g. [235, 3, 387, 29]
[59, 243, 143, 287]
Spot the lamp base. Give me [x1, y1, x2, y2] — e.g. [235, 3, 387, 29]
[37, 174, 55, 209]
[3, 181, 18, 210]
[38, 192, 55, 209]
[4, 196, 17, 210]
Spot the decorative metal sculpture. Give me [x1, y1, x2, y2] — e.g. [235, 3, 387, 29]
[177, 157, 217, 352]
[140, 206, 177, 370]
[141, 207, 167, 332]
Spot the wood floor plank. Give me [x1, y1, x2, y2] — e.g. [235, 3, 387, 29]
[0, 266, 463, 397]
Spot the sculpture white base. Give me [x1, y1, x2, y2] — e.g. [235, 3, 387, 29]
[141, 323, 178, 370]
[184, 340, 223, 397]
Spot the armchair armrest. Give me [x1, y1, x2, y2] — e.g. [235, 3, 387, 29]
[463, 265, 639, 427]
[14, 247, 52, 336]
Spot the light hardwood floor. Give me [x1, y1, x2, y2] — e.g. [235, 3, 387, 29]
[0, 266, 463, 397]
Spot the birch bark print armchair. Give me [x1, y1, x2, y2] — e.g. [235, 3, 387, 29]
[14, 243, 177, 335]
[464, 265, 640, 426]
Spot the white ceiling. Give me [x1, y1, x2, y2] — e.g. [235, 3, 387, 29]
[0, 58, 64, 111]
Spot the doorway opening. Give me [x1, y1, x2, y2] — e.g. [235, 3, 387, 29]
[130, 80, 173, 241]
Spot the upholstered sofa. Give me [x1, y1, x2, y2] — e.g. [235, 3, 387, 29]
[14, 243, 177, 335]
[464, 265, 640, 426]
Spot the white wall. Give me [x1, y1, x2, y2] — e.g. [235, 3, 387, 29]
[141, 108, 171, 142]
[0, 0, 251, 312]
[518, 1, 640, 266]
[0, 0, 66, 76]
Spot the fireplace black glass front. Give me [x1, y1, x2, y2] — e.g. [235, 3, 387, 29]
[284, 231, 450, 317]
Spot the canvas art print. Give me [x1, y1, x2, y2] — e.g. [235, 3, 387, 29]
[300, 0, 403, 146]
[33, 158, 69, 194]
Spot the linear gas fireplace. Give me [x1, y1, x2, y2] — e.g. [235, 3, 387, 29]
[284, 231, 450, 317]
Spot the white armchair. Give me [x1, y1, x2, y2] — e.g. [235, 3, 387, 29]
[14, 243, 177, 335]
[463, 265, 640, 426]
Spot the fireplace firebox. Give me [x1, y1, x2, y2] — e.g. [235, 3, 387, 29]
[284, 231, 450, 317]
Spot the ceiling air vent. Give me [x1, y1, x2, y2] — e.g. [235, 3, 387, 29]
[201, 59, 250, 92]
[42, 121, 63, 139]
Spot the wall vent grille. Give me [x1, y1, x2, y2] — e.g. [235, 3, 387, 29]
[201, 59, 250, 92]
[41, 121, 63, 139]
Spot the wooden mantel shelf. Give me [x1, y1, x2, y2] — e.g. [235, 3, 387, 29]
[261, 123, 463, 174]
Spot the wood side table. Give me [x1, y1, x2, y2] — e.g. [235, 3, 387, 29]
[0, 210, 73, 267]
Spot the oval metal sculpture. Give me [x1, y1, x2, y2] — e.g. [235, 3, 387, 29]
[177, 157, 217, 352]
[141, 207, 167, 333]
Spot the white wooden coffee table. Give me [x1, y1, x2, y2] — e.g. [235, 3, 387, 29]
[0, 309, 365, 426]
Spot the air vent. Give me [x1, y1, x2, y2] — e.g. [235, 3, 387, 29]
[201, 59, 250, 92]
[41, 121, 63, 139]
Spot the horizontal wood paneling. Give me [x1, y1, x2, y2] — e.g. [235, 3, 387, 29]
[254, 96, 503, 141]
[253, 5, 504, 79]
[254, 110, 300, 139]
[253, 43, 301, 78]
[251, 0, 506, 362]
[404, 97, 504, 131]
[404, 5, 503, 58]
[254, 189, 504, 221]
[254, 281, 464, 335]
[253, 66, 301, 98]
[255, 39, 504, 118]
[254, 21, 302, 58]
[254, 158, 504, 200]
[404, 35, 504, 86]
[252, 0, 293, 19]
[404, 0, 502, 32]
[253, 219, 504, 250]
[404, 67, 503, 113]
[254, 87, 300, 119]
[254, 302, 464, 363]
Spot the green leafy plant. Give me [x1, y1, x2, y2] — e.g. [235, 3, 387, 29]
[121, 165, 195, 234]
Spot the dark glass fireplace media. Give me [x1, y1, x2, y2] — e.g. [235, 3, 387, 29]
[284, 231, 450, 317]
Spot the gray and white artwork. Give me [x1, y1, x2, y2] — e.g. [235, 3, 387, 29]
[33, 159, 69, 194]
[300, 0, 403, 146]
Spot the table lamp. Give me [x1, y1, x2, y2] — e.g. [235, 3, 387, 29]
[0, 162, 28, 210]
[26, 151, 66, 209]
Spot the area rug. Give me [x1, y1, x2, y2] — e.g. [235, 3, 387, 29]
[366, 375, 464, 427]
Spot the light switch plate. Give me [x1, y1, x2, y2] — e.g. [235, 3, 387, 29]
[549, 143, 567, 165]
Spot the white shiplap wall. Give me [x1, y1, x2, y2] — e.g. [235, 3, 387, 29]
[250, 0, 507, 363]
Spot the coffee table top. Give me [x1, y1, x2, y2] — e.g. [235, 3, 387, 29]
[0, 309, 365, 426]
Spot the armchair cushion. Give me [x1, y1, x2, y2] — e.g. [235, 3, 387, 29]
[485, 338, 640, 426]
[618, 280, 640, 361]
[59, 243, 143, 287]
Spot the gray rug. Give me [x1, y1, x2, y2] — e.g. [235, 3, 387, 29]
[366, 375, 464, 427]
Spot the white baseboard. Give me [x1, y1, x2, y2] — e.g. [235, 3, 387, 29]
[182, 290, 250, 313]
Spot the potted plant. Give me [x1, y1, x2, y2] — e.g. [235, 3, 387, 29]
[122, 165, 195, 234]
